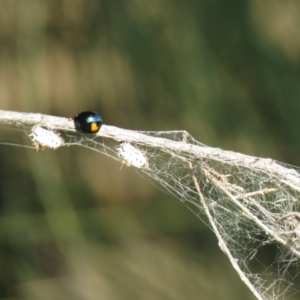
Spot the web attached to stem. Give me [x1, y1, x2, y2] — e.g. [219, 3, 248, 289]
[52, 127, 300, 300]
[1, 110, 300, 300]
[69, 129, 300, 300]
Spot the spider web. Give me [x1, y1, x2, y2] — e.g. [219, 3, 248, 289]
[57, 128, 300, 300]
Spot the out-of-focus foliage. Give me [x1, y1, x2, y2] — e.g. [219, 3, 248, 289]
[0, 1, 300, 299]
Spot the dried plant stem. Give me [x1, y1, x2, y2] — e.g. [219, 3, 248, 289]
[1, 109, 300, 299]
[188, 161, 263, 300]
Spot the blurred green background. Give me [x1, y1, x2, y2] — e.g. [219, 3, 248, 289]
[0, 0, 300, 299]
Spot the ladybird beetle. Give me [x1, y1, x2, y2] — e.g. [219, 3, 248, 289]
[74, 111, 103, 134]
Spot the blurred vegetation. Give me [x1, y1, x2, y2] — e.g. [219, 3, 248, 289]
[0, 0, 300, 299]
